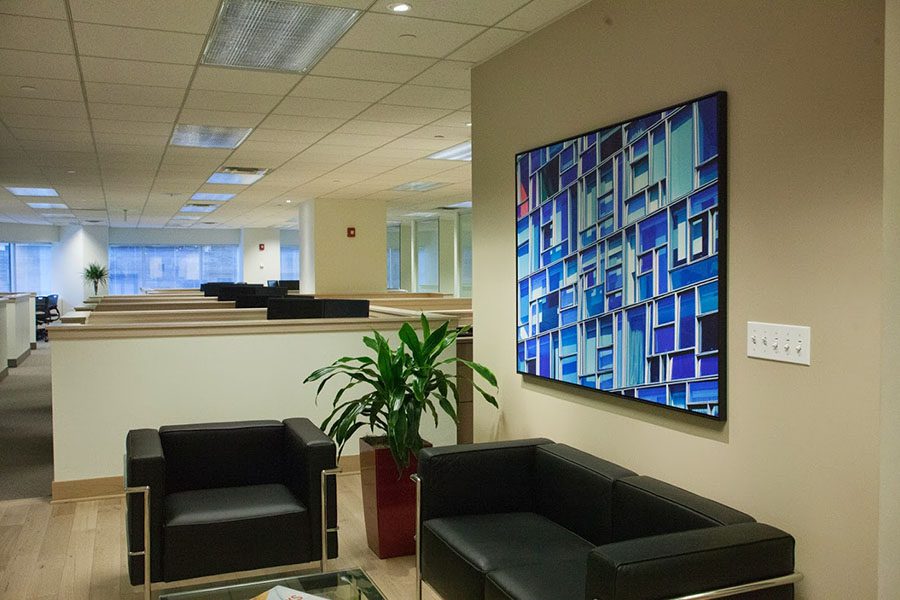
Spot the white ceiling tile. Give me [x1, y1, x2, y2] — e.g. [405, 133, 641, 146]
[448, 28, 525, 62]
[0, 75, 83, 101]
[0, 14, 73, 53]
[69, 0, 220, 34]
[381, 85, 470, 110]
[24, 150, 96, 166]
[291, 76, 398, 102]
[386, 137, 464, 151]
[312, 48, 435, 83]
[248, 129, 323, 146]
[89, 103, 179, 123]
[225, 148, 296, 169]
[85, 82, 185, 107]
[337, 13, 484, 58]
[409, 60, 473, 90]
[162, 147, 232, 165]
[0, 0, 67, 19]
[355, 104, 452, 125]
[91, 119, 174, 136]
[74, 22, 204, 65]
[404, 125, 470, 141]
[94, 131, 167, 146]
[274, 97, 370, 119]
[0, 48, 79, 79]
[316, 132, 394, 149]
[19, 139, 94, 152]
[1, 113, 90, 131]
[191, 66, 302, 96]
[497, 0, 590, 31]
[334, 119, 420, 137]
[0, 97, 85, 117]
[184, 89, 282, 113]
[80, 57, 195, 88]
[431, 110, 472, 128]
[370, 0, 530, 25]
[235, 139, 312, 154]
[9, 128, 93, 143]
[258, 114, 347, 133]
[177, 108, 266, 128]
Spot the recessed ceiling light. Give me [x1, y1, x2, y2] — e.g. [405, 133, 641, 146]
[6, 186, 59, 197]
[393, 181, 448, 192]
[41, 212, 76, 218]
[465, 122, 472, 127]
[27, 202, 68, 209]
[191, 192, 235, 201]
[427, 141, 471, 161]
[171, 124, 252, 149]
[172, 214, 201, 221]
[202, 0, 361, 73]
[207, 166, 268, 185]
[388, 3, 412, 12]
[181, 204, 218, 213]
[66, 169, 76, 174]
[285, 199, 292, 203]
[19, 85, 37, 92]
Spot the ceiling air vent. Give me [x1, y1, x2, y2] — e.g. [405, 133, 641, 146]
[208, 166, 269, 185]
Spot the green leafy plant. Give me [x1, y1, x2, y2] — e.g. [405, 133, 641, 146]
[305, 315, 498, 470]
[83, 263, 109, 295]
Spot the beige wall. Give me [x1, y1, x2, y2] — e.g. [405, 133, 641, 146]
[471, 1, 885, 598]
[301, 198, 387, 294]
[241, 227, 281, 284]
[881, 0, 900, 596]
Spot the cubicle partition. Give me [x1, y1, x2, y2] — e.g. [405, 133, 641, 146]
[2, 293, 36, 368]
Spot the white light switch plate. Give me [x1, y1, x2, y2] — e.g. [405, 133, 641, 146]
[747, 321, 811, 366]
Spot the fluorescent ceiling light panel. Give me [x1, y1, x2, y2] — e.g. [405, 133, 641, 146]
[191, 193, 235, 201]
[27, 202, 68, 209]
[172, 214, 202, 220]
[393, 181, 448, 192]
[202, 0, 361, 73]
[181, 204, 219, 213]
[171, 124, 252, 149]
[445, 201, 472, 208]
[207, 166, 269, 185]
[7, 186, 59, 197]
[427, 141, 472, 161]
[41, 212, 75, 218]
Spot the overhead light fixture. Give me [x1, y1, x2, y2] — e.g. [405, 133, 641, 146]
[180, 204, 218, 213]
[388, 3, 412, 12]
[41, 212, 76, 218]
[27, 202, 68, 209]
[202, 0, 361, 73]
[191, 192, 235, 201]
[7, 186, 59, 197]
[406, 212, 436, 218]
[465, 122, 472, 127]
[445, 201, 472, 209]
[285, 199, 292, 203]
[172, 214, 201, 221]
[171, 124, 252, 149]
[427, 141, 471, 161]
[393, 181, 448, 192]
[207, 166, 269, 185]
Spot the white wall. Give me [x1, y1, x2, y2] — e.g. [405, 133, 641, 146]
[438, 214, 457, 295]
[241, 228, 281, 284]
[51, 225, 108, 312]
[0, 223, 59, 243]
[108, 227, 240, 246]
[471, 1, 884, 597]
[50, 326, 458, 482]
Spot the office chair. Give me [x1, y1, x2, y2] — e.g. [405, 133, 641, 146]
[35, 296, 51, 341]
[46, 294, 60, 321]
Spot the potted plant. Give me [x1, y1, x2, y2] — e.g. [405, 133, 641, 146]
[83, 263, 109, 296]
[305, 315, 498, 558]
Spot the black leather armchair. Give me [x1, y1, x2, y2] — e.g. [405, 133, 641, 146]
[416, 439, 799, 600]
[125, 419, 338, 587]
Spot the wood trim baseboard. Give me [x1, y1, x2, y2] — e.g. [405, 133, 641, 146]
[52, 476, 124, 502]
[7, 347, 30, 368]
[339, 454, 360, 473]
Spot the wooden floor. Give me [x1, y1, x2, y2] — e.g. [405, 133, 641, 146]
[0, 473, 442, 600]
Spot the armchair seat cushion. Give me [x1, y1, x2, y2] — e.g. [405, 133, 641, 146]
[485, 559, 586, 600]
[423, 512, 592, 600]
[163, 483, 309, 581]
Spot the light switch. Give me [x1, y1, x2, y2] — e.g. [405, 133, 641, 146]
[747, 321, 811, 366]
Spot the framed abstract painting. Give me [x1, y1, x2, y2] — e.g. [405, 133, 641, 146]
[515, 92, 727, 420]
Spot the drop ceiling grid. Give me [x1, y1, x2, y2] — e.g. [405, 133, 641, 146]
[0, 0, 591, 227]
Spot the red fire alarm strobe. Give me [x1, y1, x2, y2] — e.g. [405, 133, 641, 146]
[259, 243, 265, 251]
[347, 227, 356, 238]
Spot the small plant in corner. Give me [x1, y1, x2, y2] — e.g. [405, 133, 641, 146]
[83, 263, 109, 295]
[304, 314, 499, 471]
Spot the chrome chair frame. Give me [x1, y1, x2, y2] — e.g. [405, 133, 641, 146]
[410, 473, 802, 600]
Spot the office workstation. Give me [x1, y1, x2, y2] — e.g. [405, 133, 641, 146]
[0, 0, 897, 598]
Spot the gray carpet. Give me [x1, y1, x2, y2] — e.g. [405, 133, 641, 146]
[0, 342, 52, 500]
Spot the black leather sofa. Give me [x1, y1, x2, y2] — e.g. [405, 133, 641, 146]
[417, 439, 797, 600]
[125, 419, 338, 585]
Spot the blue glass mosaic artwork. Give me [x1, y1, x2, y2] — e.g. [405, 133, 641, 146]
[515, 93, 725, 419]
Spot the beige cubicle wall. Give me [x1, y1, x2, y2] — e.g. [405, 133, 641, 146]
[85, 308, 266, 324]
[48, 313, 460, 500]
[3, 293, 34, 367]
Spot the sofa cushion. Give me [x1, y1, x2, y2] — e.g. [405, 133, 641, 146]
[485, 558, 586, 600]
[163, 483, 309, 581]
[612, 475, 754, 542]
[535, 443, 636, 546]
[422, 512, 593, 600]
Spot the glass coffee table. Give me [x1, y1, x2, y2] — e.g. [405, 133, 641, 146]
[159, 569, 385, 600]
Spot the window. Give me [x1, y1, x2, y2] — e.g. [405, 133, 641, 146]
[458, 212, 472, 297]
[281, 245, 300, 281]
[415, 219, 439, 293]
[0, 242, 53, 294]
[109, 245, 240, 294]
[386, 223, 400, 289]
